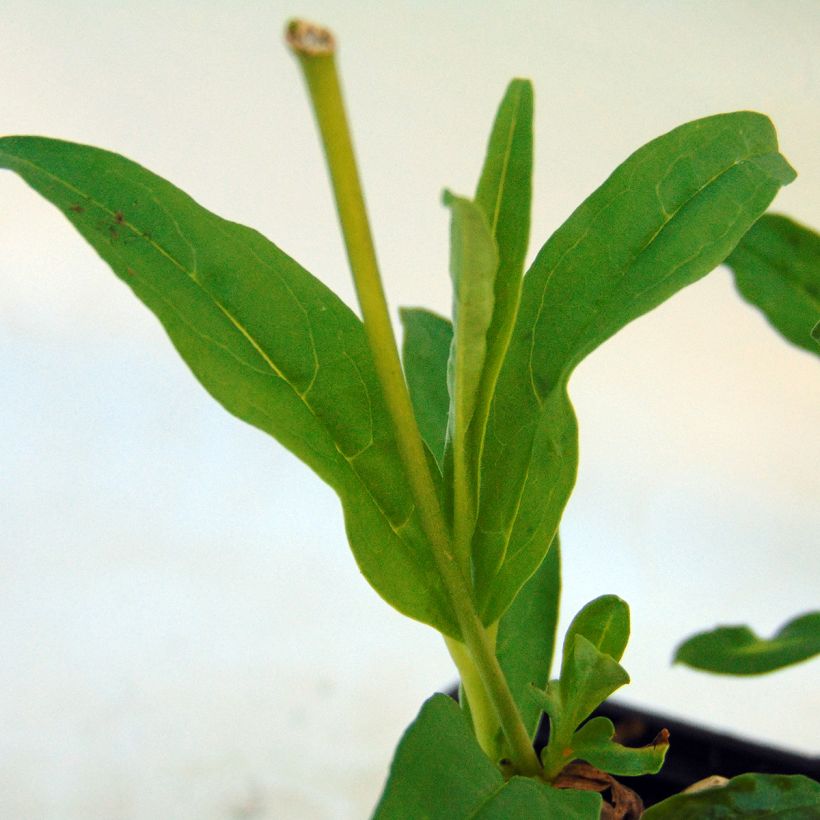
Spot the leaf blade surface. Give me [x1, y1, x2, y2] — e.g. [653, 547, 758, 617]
[475, 112, 796, 623]
[0, 136, 459, 635]
[642, 773, 820, 819]
[674, 611, 820, 675]
[726, 213, 820, 355]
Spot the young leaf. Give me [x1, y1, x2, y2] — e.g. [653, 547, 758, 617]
[373, 694, 601, 819]
[674, 611, 820, 675]
[560, 634, 630, 733]
[474, 112, 796, 624]
[400, 307, 452, 467]
[562, 594, 630, 668]
[469, 78, 533, 482]
[443, 192, 500, 571]
[472, 777, 601, 819]
[570, 716, 669, 777]
[642, 773, 820, 819]
[536, 601, 633, 781]
[725, 214, 820, 356]
[0, 136, 460, 637]
[496, 536, 561, 740]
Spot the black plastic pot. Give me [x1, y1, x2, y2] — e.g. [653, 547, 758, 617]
[447, 688, 820, 807]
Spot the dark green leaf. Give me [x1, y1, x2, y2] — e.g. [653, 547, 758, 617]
[642, 773, 820, 819]
[400, 308, 452, 467]
[373, 694, 601, 819]
[674, 611, 820, 675]
[475, 112, 796, 624]
[472, 777, 601, 819]
[726, 214, 820, 356]
[570, 716, 669, 776]
[373, 694, 502, 819]
[0, 136, 460, 637]
[563, 594, 630, 667]
[496, 536, 561, 740]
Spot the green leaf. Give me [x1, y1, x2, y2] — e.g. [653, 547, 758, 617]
[0, 136, 460, 637]
[472, 777, 601, 819]
[674, 611, 820, 675]
[537, 631, 631, 779]
[496, 535, 560, 740]
[642, 773, 820, 819]
[562, 594, 630, 668]
[570, 716, 669, 776]
[469, 78, 533, 484]
[373, 694, 601, 819]
[560, 634, 630, 734]
[443, 192, 499, 572]
[474, 111, 796, 624]
[726, 213, 820, 356]
[400, 307, 452, 467]
[373, 694, 501, 819]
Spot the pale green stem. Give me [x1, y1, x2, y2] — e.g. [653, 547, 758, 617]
[445, 628, 503, 761]
[286, 19, 540, 777]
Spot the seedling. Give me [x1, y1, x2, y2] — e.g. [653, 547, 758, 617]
[2, 18, 818, 817]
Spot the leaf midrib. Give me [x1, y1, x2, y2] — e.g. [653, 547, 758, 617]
[3, 149, 421, 540]
[526, 148, 782, 403]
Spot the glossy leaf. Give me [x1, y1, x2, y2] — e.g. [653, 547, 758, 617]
[400, 307, 452, 467]
[726, 213, 820, 356]
[570, 716, 669, 776]
[472, 777, 601, 819]
[0, 136, 460, 637]
[474, 112, 796, 623]
[643, 773, 820, 819]
[675, 611, 820, 675]
[373, 694, 601, 819]
[496, 536, 560, 740]
[562, 594, 630, 668]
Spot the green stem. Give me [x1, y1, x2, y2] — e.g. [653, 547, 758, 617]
[445, 629, 502, 761]
[286, 19, 540, 777]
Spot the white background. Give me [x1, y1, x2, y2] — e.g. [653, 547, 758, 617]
[1, 2, 818, 818]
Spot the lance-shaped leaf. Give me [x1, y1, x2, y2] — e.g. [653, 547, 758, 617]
[400, 307, 452, 468]
[726, 213, 820, 356]
[674, 611, 820, 675]
[474, 112, 796, 624]
[496, 536, 561, 741]
[642, 773, 820, 819]
[401, 308, 560, 744]
[443, 192, 499, 571]
[468, 78, 533, 482]
[570, 716, 669, 777]
[0, 136, 460, 637]
[373, 694, 601, 819]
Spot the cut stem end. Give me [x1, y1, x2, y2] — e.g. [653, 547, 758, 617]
[285, 19, 336, 57]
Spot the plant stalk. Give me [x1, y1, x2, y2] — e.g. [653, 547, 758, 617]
[286, 19, 540, 777]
